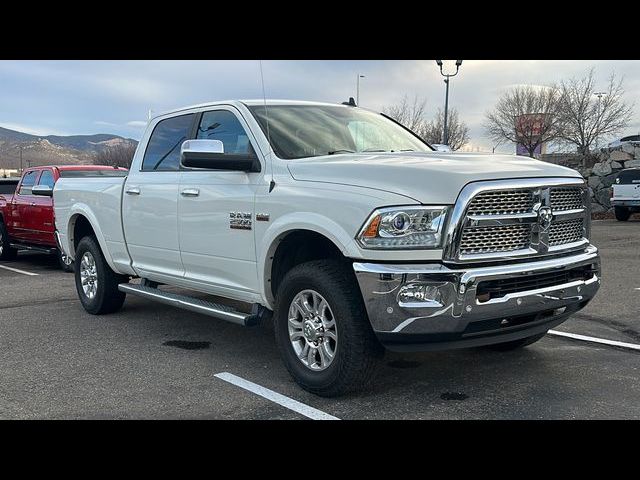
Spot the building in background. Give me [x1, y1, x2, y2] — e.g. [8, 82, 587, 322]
[515, 113, 547, 157]
[0, 168, 20, 178]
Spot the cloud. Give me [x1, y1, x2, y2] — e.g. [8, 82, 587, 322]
[126, 120, 147, 127]
[0, 122, 69, 136]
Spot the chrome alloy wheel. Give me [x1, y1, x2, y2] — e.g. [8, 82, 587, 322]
[0, 229, 4, 256]
[288, 289, 338, 371]
[80, 252, 98, 300]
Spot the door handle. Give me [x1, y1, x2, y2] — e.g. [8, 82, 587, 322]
[125, 187, 141, 195]
[31, 202, 36, 206]
[181, 188, 200, 197]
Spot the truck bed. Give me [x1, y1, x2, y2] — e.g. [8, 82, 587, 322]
[54, 175, 132, 272]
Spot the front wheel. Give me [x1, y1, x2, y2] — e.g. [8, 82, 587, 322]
[615, 206, 631, 221]
[274, 260, 383, 397]
[0, 221, 17, 260]
[75, 236, 128, 314]
[484, 331, 547, 352]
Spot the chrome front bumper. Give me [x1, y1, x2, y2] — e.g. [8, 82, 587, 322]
[353, 246, 600, 351]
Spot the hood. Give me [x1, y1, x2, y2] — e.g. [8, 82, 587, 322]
[287, 151, 582, 204]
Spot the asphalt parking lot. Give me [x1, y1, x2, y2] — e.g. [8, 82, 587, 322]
[1, 218, 639, 419]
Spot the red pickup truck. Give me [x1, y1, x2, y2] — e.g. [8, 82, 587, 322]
[0, 165, 127, 270]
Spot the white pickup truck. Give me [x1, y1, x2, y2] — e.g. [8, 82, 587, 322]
[54, 100, 601, 396]
[612, 167, 640, 221]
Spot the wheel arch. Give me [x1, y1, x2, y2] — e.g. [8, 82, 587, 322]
[259, 215, 361, 309]
[67, 208, 119, 272]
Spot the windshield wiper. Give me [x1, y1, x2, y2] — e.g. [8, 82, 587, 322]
[361, 149, 387, 153]
[327, 149, 356, 155]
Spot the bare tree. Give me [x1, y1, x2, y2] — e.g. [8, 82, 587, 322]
[93, 142, 137, 168]
[484, 85, 563, 157]
[422, 108, 470, 150]
[383, 95, 429, 137]
[557, 68, 634, 154]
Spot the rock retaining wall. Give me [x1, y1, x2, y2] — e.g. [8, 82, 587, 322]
[540, 142, 640, 213]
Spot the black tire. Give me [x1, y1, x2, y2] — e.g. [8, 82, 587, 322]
[57, 249, 74, 272]
[0, 220, 18, 260]
[615, 206, 631, 221]
[274, 259, 383, 397]
[484, 331, 547, 352]
[74, 236, 128, 314]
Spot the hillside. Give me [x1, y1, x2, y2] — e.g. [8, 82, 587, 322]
[0, 127, 138, 169]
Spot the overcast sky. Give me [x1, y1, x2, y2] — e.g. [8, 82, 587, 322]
[1, 60, 639, 153]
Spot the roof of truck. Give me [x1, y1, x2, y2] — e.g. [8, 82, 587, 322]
[151, 99, 354, 121]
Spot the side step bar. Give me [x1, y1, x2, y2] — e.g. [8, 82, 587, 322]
[118, 283, 268, 327]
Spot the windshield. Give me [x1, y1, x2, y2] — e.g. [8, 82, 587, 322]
[248, 104, 432, 159]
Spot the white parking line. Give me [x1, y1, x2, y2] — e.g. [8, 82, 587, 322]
[548, 330, 640, 351]
[0, 264, 39, 276]
[214, 372, 340, 420]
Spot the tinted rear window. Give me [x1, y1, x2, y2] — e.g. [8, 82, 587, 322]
[0, 180, 18, 194]
[617, 169, 640, 184]
[59, 169, 128, 178]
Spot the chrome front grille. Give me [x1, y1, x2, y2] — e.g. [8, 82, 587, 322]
[550, 187, 583, 211]
[549, 218, 584, 246]
[445, 179, 589, 262]
[467, 190, 534, 215]
[460, 224, 531, 254]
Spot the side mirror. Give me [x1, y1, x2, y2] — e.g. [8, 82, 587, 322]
[180, 139, 260, 172]
[32, 185, 53, 197]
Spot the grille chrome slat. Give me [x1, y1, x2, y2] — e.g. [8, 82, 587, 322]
[466, 190, 534, 216]
[549, 218, 584, 246]
[453, 183, 587, 261]
[550, 187, 583, 211]
[460, 224, 531, 255]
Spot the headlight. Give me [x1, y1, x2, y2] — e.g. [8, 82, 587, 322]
[357, 206, 449, 249]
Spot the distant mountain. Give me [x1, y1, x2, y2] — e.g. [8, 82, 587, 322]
[0, 126, 138, 169]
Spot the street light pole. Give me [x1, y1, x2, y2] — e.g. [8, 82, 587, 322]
[356, 74, 365, 106]
[435, 60, 463, 145]
[593, 91, 607, 151]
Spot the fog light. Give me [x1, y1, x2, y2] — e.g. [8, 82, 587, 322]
[398, 283, 443, 307]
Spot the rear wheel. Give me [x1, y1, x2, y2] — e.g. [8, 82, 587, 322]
[615, 206, 631, 221]
[0, 221, 17, 260]
[484, 331, 547, 352]
[75, 236, 128, 314]
[57, 248, 74, 272]
[274, 259, 383, 397]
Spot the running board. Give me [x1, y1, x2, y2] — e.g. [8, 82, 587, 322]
[118, 283, 261, 326]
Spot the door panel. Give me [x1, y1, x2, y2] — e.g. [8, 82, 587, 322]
[179, 171, 258, 292]
[122, 113, 196, 278]
[30, 168, 56, 246]
[123, 172, 183, 278]
[178, 108, 262, 294]
[11, 170, 40, 243]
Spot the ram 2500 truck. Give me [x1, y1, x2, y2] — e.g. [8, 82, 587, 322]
[0, 165, 127, 270]
[54, 100, 601, 396]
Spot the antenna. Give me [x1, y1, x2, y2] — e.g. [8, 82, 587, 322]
[259, 60, 275, 193]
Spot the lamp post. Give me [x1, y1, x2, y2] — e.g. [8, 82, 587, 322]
[593, 91, 607, 151]
[356, 74, 365, 106]
[435, 60, 463, 145]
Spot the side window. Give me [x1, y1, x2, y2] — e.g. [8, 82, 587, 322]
[37, 170, 55, 189]
[142, 113, 195, 171]
[197, 110, 254, 155]
[18, 171, 38, 195]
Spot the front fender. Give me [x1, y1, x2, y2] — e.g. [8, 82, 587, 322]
[257, 212, 361, 309]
